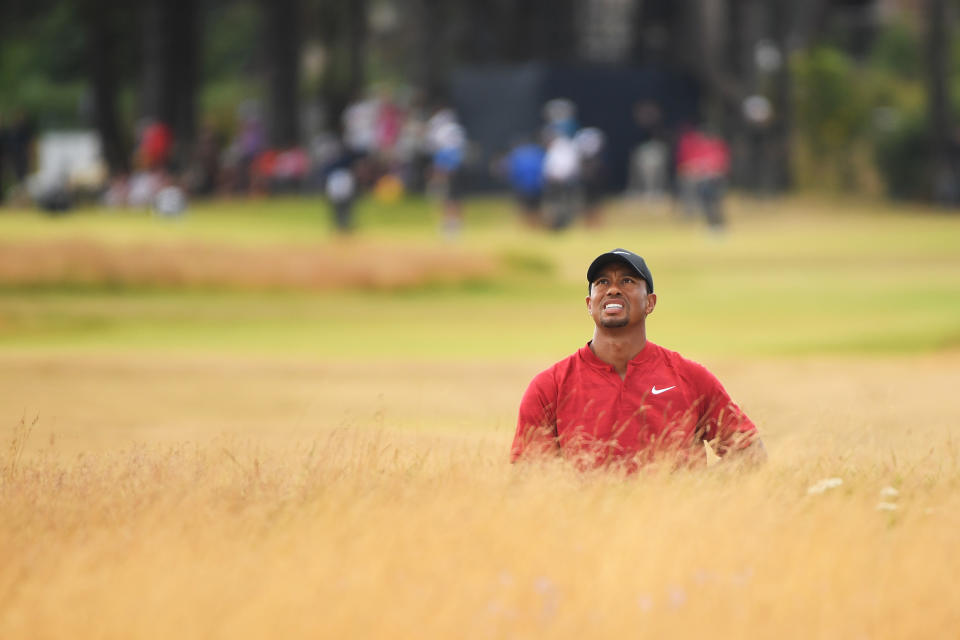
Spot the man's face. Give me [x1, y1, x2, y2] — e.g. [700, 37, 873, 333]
[585, 262, 657, 329]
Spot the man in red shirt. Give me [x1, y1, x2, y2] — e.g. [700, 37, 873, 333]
[511, 249, 765, 471]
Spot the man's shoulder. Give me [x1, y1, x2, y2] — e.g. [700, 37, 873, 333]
[528, 346, 590, 387]
[534, 349, 580, 379]
[649, 342, 715, 380]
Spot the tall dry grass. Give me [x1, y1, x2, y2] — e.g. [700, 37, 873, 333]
[2, 345, 959, 639]
[2, 387, 959, 638]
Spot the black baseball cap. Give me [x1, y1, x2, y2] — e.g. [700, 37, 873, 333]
[587, 249, 654, 293]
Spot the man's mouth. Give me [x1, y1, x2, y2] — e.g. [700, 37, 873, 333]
[603, 302, 624, 312]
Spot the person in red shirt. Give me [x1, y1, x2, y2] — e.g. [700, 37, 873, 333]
[676, 127, 731, 231]
[511, 249, 766, 472]
[139, 120, 173, 171]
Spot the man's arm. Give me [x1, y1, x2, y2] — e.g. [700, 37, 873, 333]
[689, 361, 766, 467]
[510, 371, 560, 462]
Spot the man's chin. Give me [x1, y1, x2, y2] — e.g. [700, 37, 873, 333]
[600, 317, 630, 329]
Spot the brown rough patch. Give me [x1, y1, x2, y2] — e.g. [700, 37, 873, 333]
[0, 239, 498, 290]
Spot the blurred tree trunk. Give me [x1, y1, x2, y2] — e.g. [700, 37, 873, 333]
[685, 0, 744, 122]
[687, 0, 830, 194]
[141, 0, 164, 121]
[926, 0, 959, 204]
[769, 0, 793, 192]
[792, 0, 831, 49]
[458, 0, 576, 64]
[141, 0, 199, 166]
[527, 0, 576, 63]
[721, 0, 749, 186]
[345, 0, 367, 101]
[410, 0, 445, 104]
[459, 0, 500, 62]
[79, 0, 130, 174]
[316, 0, 367, 133]
[260, 0, 302, 147]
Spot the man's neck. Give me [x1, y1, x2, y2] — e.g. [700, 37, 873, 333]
[589, 329, 648, 379]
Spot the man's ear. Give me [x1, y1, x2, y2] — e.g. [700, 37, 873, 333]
[585, 293, 592, 312]
[646, 293, 657, 314]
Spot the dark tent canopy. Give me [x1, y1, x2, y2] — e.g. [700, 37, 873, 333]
[450, 63, 700, 193]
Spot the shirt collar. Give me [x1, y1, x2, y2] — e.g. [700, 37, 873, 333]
[579, 340, 658, 370]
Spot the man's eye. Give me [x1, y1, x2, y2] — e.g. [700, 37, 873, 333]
[623, 278, 634, 284]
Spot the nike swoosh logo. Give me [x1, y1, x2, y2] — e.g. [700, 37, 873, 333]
[651, 385, 676, 395]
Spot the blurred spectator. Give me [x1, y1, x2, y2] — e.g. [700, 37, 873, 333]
[630, 137, 669, 200]
[0, 111, 7, 201]
[272, 147, 310, 193]
[574, 126, 607, 226]
[543, 98, 578, 138]
[343, 93, 378, 159]
[183, 121, 223, 196]
[9, 109, 37, 185]
[247, 145, 311, 196]
[934, 126, 960, 206]
[676, 126, 731, 231]
[374, 87, 404, 159]
[321, 139, 357, 233]
[249, 150, 276, 195]
[369, 87, 412, 199]
[373, 172, 404, 203]
[103, 173, 130, 208]
[628, 100, 669, 200]
[426, 106, 457, 150]
[120, 118, 175, 210]
[154, 177, 187, 218]
[427, 107, 467, 237]
[542, 129, 582, 231]
[217, 142, 243, 195]
[127, 170, 163, 208]
[500, 137, 546, 227]
[219, 106, 266, 194]
[136, 119, 173, 171]
[326, 167, 356, 232]
[307, 131, 344, 190]
[395, 94, 431, 193]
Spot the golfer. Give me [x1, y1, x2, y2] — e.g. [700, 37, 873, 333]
[511, 248, 766, 471]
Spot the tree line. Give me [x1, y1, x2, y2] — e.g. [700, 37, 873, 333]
[0, 0, 957, 201]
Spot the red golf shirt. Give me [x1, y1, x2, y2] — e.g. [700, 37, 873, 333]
[511, 341, 759, 471]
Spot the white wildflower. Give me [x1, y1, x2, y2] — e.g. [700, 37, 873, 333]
[668, 586, 687, 608]
[807, 477, 843, 495]
[637, 594, 654, 613]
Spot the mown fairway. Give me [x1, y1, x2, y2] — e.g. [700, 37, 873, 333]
[1, 195, 959, 638]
